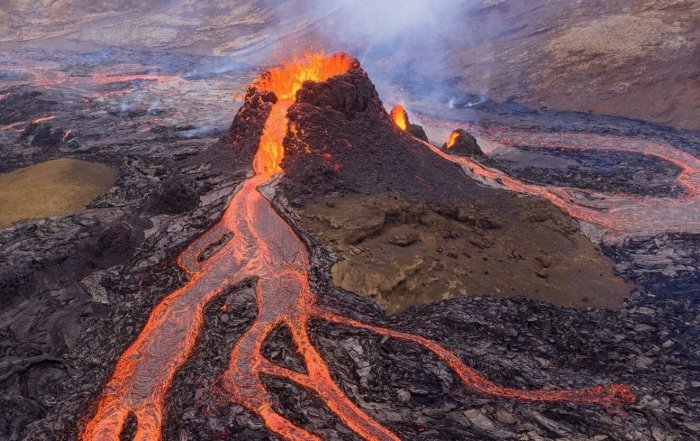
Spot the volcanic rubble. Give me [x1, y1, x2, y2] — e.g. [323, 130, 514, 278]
[0, 56, 698, 441]
[475, 145, 686, 198]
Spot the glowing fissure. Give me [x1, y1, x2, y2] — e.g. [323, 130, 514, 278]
[80, 53, 633, 441]
[0, 115, 57, 134]
[412, 114, 700, 239]
[31, 115, 57, 124]
[0, 121, 28, 132]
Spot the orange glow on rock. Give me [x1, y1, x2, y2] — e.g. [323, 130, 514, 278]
[31, 115, 56, 124]
[79, 53, 634, 441]
[0, 121, 28, 132]
[252, 52, 354, 175]
[390, 104, 408, 130]
[61, 129, 73, 142]
[411, 114, 700, 239]
[446, 130, 460, 148]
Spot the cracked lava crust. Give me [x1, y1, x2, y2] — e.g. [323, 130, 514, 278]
[78, 52, 634, 441]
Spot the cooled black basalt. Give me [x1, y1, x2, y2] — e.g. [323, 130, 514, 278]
[0, 49, 697, 441]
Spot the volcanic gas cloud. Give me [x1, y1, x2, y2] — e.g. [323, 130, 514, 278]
[80, 52, 633, 441]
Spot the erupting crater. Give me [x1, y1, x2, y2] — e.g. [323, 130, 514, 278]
[80, 52, 634, 441]
[389, 104, 408, 131]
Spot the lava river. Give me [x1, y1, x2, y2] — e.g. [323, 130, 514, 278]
[413, 114, 700, 240]
[80, 53, 634, 441]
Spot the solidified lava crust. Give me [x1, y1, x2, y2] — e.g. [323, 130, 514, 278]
[76, 53, 633, 441]
[1, 48, 697, 441]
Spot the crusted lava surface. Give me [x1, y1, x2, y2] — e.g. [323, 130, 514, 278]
[477, 145, 686, 198]
[0, 50, 697, 441]
[280, 68, 494, 203]
[278, 63, 632, 313]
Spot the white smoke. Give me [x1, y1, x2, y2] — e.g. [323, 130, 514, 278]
[273, 0, 465, 62]
[266, 0, 479, 116]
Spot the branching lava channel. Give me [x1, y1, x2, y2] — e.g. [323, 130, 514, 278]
[80, 52, 634, 441]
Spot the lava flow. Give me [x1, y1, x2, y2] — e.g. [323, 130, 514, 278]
[31, 115, 57, 124]
[412, 114, 700, 239]
[80, 53, 633, 441]
[445, 130, 460, 149]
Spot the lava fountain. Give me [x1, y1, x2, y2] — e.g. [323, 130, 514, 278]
[390, 104, 408, 131]
[80, 52, 634, 441]
[446, 130, 460, 149]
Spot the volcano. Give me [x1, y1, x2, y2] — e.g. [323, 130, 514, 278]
[0, 0, 699, 435]
[72, 53, 638, 441]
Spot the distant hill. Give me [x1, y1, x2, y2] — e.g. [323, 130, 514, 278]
[1, 0, 697, 129]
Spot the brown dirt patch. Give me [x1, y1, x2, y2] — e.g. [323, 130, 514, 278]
[296, 193, 632, 313]
[0, 158, 117, 228]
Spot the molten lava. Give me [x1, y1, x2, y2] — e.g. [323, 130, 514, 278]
[61, 129, 73, 142]
[0, 121, 27, 132]
[31, 115, 56, 124]
[446, 130, 460, 149]
[252, 52, 353, 175]
[390, 104, 408, 131]
[80, 53, 633, 441]
[418, 115, 700, 239]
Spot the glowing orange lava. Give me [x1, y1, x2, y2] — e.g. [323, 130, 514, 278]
[31, 115, 56, 124]
[80, 53, 633, 441]
[61, 129, 73, 142]
[446, 130, 460, 148]
[390, 104, 408, 130]
[414, 114, 700, 240]
[251, 52, 353, 175]
[0, 121, 27, 132]
[90, 73, 180, 86]
[0, 63, 182, 100]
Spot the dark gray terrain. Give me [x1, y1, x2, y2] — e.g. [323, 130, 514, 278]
[0, 48, 698, 441]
